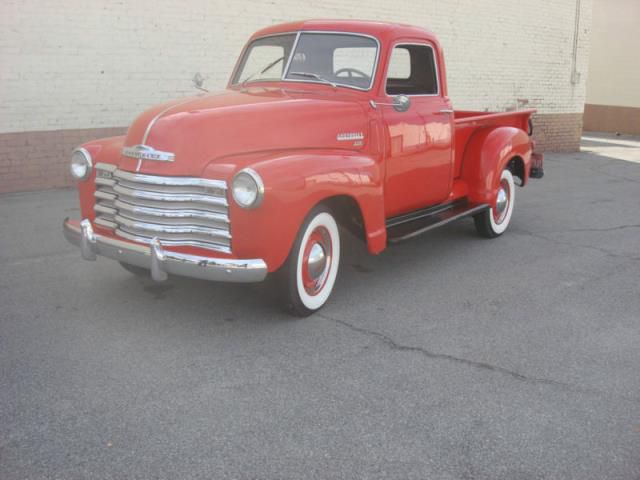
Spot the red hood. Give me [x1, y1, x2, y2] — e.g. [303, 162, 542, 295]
[118, 88, 370, 177]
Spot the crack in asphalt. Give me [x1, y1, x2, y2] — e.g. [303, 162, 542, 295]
[551, 224, 640, 233]
[321, 314, 569, 385]
[319, 314, 640, 405]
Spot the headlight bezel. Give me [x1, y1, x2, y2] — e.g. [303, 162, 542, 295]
[70, 147, 93, 181]
[231, 168, 264, 209]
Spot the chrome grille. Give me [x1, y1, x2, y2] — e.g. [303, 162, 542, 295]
[93, 163, 231, 253]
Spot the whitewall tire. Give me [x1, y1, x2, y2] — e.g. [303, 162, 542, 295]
[474, 168, 516, 238]
[279, 206, 341, 316]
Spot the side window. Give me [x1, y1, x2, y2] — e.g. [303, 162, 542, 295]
[386, 44, 438, 96]
[386, 48, 411, 79]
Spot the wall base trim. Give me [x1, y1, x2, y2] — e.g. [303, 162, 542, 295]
[583, 104, 640, 135]
[0, 127, 127, 194]
[531, 112, 583, 153]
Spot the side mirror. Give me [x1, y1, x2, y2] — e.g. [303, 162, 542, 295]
[192, 72, 208, 92]
[392, 95, 411, 112]
[369, 95, 412, 112]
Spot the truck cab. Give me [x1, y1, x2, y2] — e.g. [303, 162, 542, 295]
[64, 20, 543, 316]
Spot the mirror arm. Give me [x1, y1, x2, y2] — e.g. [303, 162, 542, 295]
[370, 100, 395, 109]
[369, 96, 411, 112]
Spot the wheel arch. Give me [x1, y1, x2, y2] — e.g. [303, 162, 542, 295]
[506, 155, 527, 187]
[221, 150, 387, 273]
[461, 126, 532, 205]
[319, 194, 367, 243]
[294, 191, 385, 258]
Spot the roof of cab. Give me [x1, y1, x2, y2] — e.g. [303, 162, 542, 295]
[250, 19, 437, 44]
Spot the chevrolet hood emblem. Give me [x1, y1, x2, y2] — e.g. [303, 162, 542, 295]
[122, 144, 175, 172]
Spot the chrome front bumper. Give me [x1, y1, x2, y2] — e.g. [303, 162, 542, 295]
[63, 218, 268, 283]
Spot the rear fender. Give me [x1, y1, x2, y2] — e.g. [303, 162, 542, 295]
[204, 150, 385, 272]
[461, 127, 532, 205]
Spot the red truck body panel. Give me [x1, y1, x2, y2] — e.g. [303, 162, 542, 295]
[71, 20, 540, 275]
[453, 110, 534, 177]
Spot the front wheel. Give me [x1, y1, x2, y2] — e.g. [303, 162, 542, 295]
[474, 168, 516, 238]
[278, 206, 341, 317]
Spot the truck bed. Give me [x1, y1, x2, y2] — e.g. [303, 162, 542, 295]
[453, 109, 535, 178]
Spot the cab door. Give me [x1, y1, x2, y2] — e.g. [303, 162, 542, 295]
[381, 43, 453, 217]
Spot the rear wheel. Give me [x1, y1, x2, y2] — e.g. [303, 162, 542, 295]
[278, 206, 341, 317]
[474, 168, 515, 238]
[119, 262, 149, 277]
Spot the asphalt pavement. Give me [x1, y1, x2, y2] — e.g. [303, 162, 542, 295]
[1, 141, 639, 479]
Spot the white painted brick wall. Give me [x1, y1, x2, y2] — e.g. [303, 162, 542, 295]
[0, 0, 592, 133]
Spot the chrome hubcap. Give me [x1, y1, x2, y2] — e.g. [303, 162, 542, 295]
[301, 226, 333, 296]
[307, 242, 327, 281]
[495, 188, 508, 214]
[493, 178, 511, 225]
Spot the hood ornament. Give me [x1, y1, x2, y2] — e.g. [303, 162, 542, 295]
[122, 144, 175, 172]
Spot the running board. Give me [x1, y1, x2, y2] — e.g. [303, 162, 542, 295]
[386, 201, 489, 244]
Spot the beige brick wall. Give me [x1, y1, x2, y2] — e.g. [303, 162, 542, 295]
[583, 0, 640, 134]
[532, 113, 585, 152]
[0, 0, 592, 192]
[586, 0, 640, 109]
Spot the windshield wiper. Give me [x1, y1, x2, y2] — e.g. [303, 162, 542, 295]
[241, 56, 285, 88]
[289, 71, 337, 90]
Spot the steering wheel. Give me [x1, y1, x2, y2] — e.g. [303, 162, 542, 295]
[334, 67, 369, 79]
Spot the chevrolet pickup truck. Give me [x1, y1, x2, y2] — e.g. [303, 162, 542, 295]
[63, 20, 544, 316]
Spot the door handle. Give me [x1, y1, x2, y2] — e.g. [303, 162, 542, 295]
[438, 109, 454, 114]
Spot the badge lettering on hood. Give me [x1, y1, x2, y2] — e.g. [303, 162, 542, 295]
[122, 144, 175, 172]
[337, 132, 365, 146]
[337, 132, 364, 141]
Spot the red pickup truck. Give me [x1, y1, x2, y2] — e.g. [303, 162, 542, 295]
[63, 20, 543, 316]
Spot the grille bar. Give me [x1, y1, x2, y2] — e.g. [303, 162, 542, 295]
[95, 190, 116, 201]
[113, 199, 229, 223]
[95, 217, 118, 230]
[113, 169, 226, 190]
[115, 214, 231, 239]
[113, 184, 228, 207]
[95, 204, 117, 216]
[93, 163, 231, 253]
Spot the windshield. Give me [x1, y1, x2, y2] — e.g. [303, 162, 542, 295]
[232, 34, 296, 84]
[232, 32, 379, 90]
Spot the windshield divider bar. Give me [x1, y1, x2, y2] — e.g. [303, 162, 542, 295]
[281, 31, 301, 80]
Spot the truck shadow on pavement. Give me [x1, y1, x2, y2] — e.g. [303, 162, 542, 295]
[105, 221, 483, 323]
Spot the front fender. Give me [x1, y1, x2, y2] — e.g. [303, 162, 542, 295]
[204, 150, 385, 272]
[76, 135, 126, 222]
[461, 127, 532, 205]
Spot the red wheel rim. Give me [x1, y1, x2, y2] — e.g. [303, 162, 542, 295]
[301, 226, 332, 296]
[493, 178, 510, 224]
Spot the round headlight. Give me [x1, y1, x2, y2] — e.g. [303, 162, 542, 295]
[232, 168, 264, 209]
[70, 147, 92, 181]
